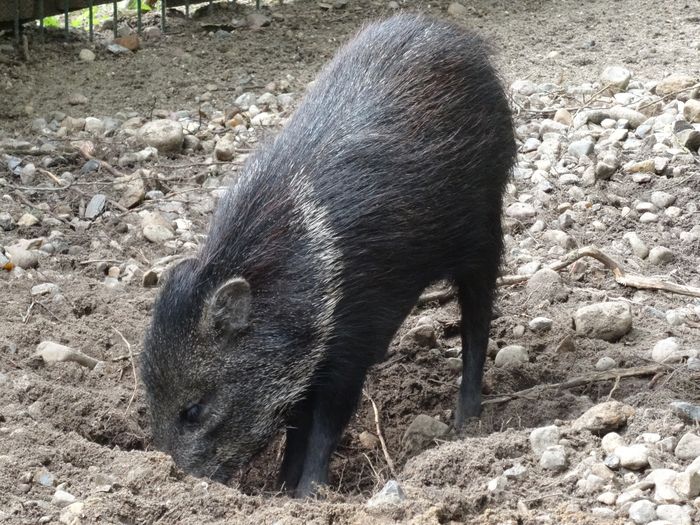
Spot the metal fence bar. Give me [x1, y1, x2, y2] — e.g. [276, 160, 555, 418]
[137, 0, 142, 34]
[14, 0, 20, 45]
[39, 0, 44, 43]
[113, 0, 117, 39]
[161, 0, 166, 33]
[256, 0, 260, 9]
[185, 0, 189, 18]
[89, 0, 94, 41]
[64, 0, 69, 39]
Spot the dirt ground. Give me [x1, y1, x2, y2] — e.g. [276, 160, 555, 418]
[1, 0, 699, 523]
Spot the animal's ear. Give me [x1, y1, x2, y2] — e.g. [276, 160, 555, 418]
[208, 277, 252, 333]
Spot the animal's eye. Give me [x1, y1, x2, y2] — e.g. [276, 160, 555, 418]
[181, 402, 204, 424]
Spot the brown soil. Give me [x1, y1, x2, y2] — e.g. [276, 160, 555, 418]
[1, 0, 699, 523]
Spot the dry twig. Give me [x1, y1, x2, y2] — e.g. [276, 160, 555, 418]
[113, 327, 138, 414]
[498, 245, 700, 298]
[417, 245, 700, 305]
[483, 364, 665, 406]
[363, 391, 398, 479]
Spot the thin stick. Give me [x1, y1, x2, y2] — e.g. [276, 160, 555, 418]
[77, 141, 125, 177]
[417, 245, 700, 303]
[483, 364, 665, 406]
[111, 351, 142, 362]
[113, 327, 138, 414]
[363, 392, 397, 479]
[37, 168, 64, 186]
[498, 245, 700, 298]
[21, 301, 35, 323]
[605, 375, 621, 402]
[362, 453, 383, 487]
[79, 259, 123, 265]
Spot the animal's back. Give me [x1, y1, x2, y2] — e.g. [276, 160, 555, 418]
[265, 14, 516, 280]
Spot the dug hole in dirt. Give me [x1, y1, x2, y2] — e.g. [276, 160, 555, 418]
[1, 0, 699, 523]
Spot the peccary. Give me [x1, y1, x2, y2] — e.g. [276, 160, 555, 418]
[141, 13, 516, 497]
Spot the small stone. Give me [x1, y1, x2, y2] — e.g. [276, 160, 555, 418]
[107, 43, 131, 55]
[573, 302, 632, 341]
[626, 159, 657, 174]
[647, 469, 682, 504]
[445, 357, 462, 371]
[568, 138, 595, 158]
[447, 2, 468, 16]
[505, 202, 536, 221]
[84, 117, 104, 135]
[540, 445, 568, 470]
[142, 211, 175, 243]
[139, 120, 184, 153]
[79, 48, 95, 61]
[215, 133, 237, 161]
[526, 268, 567, 303]
[17, 213, 40, 227]
[604, 454, 621, 469]
[656, 73, 697, 96]
[591, 507, 616, 520]
[602, 432, 625, 454]
[36, 470, 55, 487]
[670, 402, 700, 424]
[624, 232, 650, 259]
[84, 194, 107, 220]
[529, 425, 560, 457]
[359, 431, 380, 450]
[675, 433, 700, 460]
[52, 489, 76, 508]
[601, 66, 632, 93]
[367, 480, 405, 507]
[615, 444, 650, 470]
[597, 491, 617, 505]
[629, 499, 657, 524]
[119, 177, 146, 209]
[5, 245, 39, 269]
[553, 108, 572, 126]
[247, 12, 271, 29]
[402, 324, 436, 348]
[595, 356, 617, 371]
[649, 246, 674, 265]
[656, 504, 691, 525]
[503, 463, 527, 479]
[487, 475, 507, 493]
[673, 471, 700, 499]
[522, 137, 541, 153]
[684, 99, 700, 123]
[402, 415, 450, 452]
[59, 501, 84, 525]
[640, 212, 659, 223]
[651, 338, 683, 364]
[0, 212, 15, 231]
[68, 93, 89, 105]
[31, 283, 59, 296]
[650, 191, 676, 209]
[528, 317, 553, 332]
[676, 129, 700, 151]
[688, 357, 700, 371]
[114, 33, 140, 51]
[143, 26, 162, 41]
[572, 401, 635, 434]
[37, 341, 99, 370]
[494, 345, 528, 367]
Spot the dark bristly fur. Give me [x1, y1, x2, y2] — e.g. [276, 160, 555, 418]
[141, 13, 516, 498]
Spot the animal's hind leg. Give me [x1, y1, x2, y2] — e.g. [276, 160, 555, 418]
[454, 275, 496, 430]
